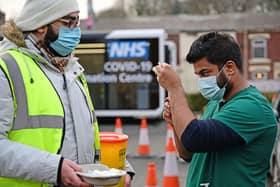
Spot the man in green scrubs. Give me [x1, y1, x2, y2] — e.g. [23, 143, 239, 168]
[154, 32, 278, 187]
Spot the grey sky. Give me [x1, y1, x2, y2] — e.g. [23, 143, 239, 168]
[0, 0, 117, 20]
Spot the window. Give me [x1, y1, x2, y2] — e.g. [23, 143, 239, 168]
[251, 38, 267, 59]
[251, 71, 268, 80]
[274, 63, 280, 80]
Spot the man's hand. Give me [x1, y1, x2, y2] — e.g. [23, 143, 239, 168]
[60, 159, 92, 187]
[163, 97, 173, 124]
[153, 63, 182, 92]
[124, 174, 132, 187]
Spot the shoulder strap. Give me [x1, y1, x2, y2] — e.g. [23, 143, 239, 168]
[78, 73, 101, 162]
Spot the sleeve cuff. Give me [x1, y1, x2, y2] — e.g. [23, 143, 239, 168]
[126, 171, 135, 181]
[56, 157, 64, 185]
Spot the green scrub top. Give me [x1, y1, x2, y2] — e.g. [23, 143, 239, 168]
[186, 86, 278, 187]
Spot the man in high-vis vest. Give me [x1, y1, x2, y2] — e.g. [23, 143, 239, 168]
[0, 0, 135, 186]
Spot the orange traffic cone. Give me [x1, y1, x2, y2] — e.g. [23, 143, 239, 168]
[163, 123, 178, 159]
[137, 118, 152, 157]
[165, 123, 176, 146]
[163, 137, 180, 187]
[145, 162, 158, 187]
[114, 117, 123, 133]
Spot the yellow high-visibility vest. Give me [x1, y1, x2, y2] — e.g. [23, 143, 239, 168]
[0, 49, 100, 187]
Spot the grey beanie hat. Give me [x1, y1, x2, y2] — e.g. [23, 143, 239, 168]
[15, 0, 79, 31]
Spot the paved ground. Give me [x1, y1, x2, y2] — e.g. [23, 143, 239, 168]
[98, 118, 274, 187]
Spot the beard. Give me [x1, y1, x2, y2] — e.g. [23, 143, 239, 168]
[44, 25, 58, 46]
[44, 25, 61, 56]
[218, 71, 233, 97]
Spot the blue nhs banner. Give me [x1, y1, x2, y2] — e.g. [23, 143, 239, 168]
[107, 40, 149, 59]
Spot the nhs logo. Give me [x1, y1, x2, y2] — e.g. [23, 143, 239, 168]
[107, 40, 149, 59]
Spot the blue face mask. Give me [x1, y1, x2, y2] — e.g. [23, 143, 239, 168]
[50, 27, 81, 56]
[198, 66, 228, 100]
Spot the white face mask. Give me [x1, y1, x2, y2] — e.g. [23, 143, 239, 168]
[198, 76, 226, 100]
[197, 65, 228, 100]
[50, 27, 81, 56]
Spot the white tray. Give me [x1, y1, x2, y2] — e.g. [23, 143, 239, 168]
[77, 164, 126, 186]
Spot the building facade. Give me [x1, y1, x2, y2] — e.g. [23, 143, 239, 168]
[237, 30, 280, 92]
[81, 12, 280, 93]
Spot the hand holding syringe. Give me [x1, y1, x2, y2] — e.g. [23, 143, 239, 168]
[152, 62, 182, 92]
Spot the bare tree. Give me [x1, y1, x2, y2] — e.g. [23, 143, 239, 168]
[181, 0, 280, 14]
[97, 8, 127, 18]
[98, 0, 280, 17]
[129, 0, 162, 16]
[266, 0, 280, 11]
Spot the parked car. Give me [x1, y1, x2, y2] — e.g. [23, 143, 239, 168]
[273, 93, 280, 122]
[270, 92, 280, 187]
